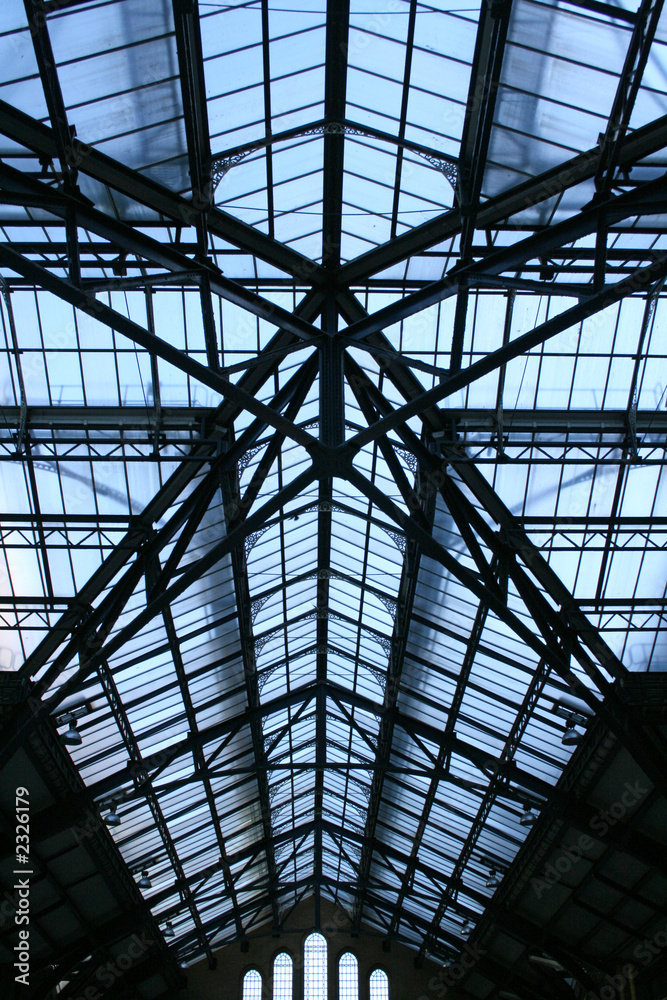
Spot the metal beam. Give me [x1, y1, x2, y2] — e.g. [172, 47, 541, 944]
[0, 99, 325, 283]
[337, 113, 667, 284]
[342, 172, 667, 346]
[593, 0, 664, 198]
[452, 0, 511, 371]
[322, 0, 350, 268]
[341, 322, 667, 800]
[0, 468, 316, 768]
[0, 242, 320, 451]
[346, 252, 667, 454]
[219, 360, 318, 932]
[0, 158, 320, 344]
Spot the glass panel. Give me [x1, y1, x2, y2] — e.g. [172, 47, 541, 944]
[369, 970, 389, 1000]
[304, 932, 328, 1000]
[274, 952, 293, 1000]
[244, 970, 263, 1000]
[339, 952, 359, 1000]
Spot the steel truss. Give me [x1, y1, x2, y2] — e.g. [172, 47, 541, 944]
[1, 2, 667, 998]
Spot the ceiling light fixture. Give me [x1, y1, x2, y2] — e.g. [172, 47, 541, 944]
[562, 718, 583, 746]
[60, 718, 82, 746]
[104, 807, 121, 827]
[486, 868, 501, 888]
[519, 804, 538, 826]
[137, 870, 152, 889]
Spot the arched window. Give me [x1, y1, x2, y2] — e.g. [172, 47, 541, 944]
[304, 932, 328, 1000]
[369, 969, 389, 1000]
[273, 952, 293, 1000]
[243, 970, 263, 1000]
[339, 952, 358, 1000]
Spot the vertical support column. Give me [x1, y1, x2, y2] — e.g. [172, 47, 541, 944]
[358, 962, 370, 1000]
[319, 298, 344, 449]
[295, 938, 305, 1000]
[66, 205, 80, 287]
[328, 945, 338, 1000]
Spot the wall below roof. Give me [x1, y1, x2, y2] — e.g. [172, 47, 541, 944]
[183, 899, 459, 1000]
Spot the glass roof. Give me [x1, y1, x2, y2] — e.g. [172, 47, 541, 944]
[1, 0, 666, 993]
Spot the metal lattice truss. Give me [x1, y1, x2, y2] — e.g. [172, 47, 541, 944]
[1, 0, 667, 997]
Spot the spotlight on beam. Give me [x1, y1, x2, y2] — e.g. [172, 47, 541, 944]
[60, 719, 82, 746]
[519, 804, 538, 826]
[137, 870, 152, 889]
[486, 868, 501, 888]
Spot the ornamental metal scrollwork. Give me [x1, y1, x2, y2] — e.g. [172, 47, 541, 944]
[380, 526, 406, 552]
[307, 607, 344, 622]
[251, 594, 270, 623]
[258, 663, 279, 692]
[306, 501, 346, 515]
[239, 444, 264, 474]
[395, 448, 418, 473]
[255, 625, 282, 656]
[211, 123, 458, 191]
[376, 636, 392, 656]
[378, 595, 397, 618]
[366, 665, 386, 691]
[271, 802, 287, 821]
[245, 525, 270, 556]
[415, 153, 458, 187]
[211, 151, 249, 186]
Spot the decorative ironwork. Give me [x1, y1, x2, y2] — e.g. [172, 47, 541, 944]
[366, 664, 387, 691]
[306, 501, 346, 515]
[211, 124, 458, 190]
[415, 153, 458, 186]
[251, 594, 270, 623]
[395, 447, 418, 473]
[380, 527, 406, 552]
[258, 663, 279, 692]
[255, 626, 282, 656]
[246, 526, 270, 556]
[376, 636, 392, 656]
[211, 151, 250, 186]
[271, 802, 287, 821]
[378, 595, 397, 618]
[306, 607, 344, 622]
[239, 444, 264, 474]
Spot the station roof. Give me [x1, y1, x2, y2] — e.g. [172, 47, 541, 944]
[0, 0, 666, 997]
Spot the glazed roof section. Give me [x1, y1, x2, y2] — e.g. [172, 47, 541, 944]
[0, 0, 667, 989]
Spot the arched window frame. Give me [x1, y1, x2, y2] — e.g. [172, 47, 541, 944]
[369, 967, 389, 1000]
[338, 950, 359, 1000]
[304, 932, 328, 1000]
[242, 968, 264, 1000]
[273, 950, 293, 1000]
